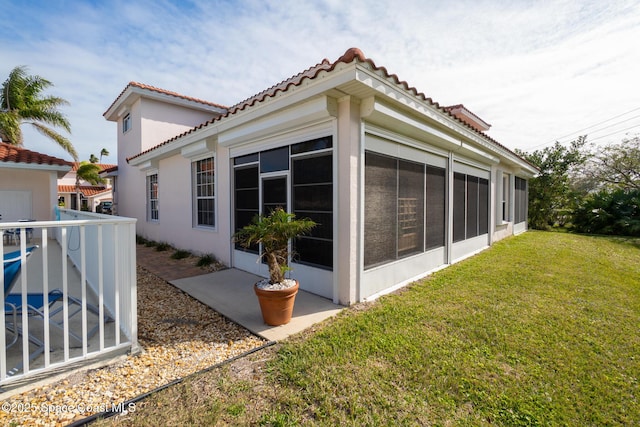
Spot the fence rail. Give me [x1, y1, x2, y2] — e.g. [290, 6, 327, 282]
[1, 210, 138, 388]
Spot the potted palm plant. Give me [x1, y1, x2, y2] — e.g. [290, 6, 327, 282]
[233, 207, 316, 326]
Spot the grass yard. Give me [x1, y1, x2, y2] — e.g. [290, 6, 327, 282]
[101, 231, 640, 426]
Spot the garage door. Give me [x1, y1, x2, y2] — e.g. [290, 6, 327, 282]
[0, 190, 33, 222]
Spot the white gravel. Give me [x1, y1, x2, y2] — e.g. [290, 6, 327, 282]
[0, 266, 266, 426]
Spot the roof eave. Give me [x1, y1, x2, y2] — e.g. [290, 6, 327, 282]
[104, 85, 227, 121]
[1, 161, 72, 177]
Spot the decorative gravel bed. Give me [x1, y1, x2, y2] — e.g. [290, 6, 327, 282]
[0, 265, 266, 426]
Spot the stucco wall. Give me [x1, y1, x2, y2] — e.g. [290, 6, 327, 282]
[0, 168, 59, 221]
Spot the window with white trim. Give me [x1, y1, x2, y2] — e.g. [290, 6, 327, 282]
[514, 176, 527, 223]
[363, 151, 446, 270]
[502, 173, 511, 222]
[453, 172, 489, 243]
[193, 157, 215, 227]
[123, 113, 131, 133]
[147, 173, 158, 221]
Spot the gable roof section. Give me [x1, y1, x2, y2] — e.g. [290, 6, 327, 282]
[443, 104, 492, 132]
[124, 48, 537, 173]
[0, 142, 73, 171]
[103, 81, 228, 121]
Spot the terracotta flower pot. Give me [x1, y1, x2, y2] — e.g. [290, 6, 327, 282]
[254, 280, 299, 326]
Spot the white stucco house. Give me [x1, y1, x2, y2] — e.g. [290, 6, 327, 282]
[104, 48, 536, 305]
[0, 142, 73, 223]
[57, 162, 116, 211]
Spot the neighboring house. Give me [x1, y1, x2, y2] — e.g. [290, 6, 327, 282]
[57, 163, 116, 211]
[99, 165, 119, 215]
[0, 142, 73, 222]
[104, 48, 538, 305]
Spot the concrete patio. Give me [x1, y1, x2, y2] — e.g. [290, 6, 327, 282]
[170, 269, 344, 342]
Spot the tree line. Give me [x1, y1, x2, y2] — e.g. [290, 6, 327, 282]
[517, 135, 640, 237]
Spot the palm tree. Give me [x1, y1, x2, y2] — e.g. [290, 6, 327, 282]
[75, 161, 105, 210]
[89, 154, 99, 163]
[0, 65, 78, 160]
[99, 148, 109, 163]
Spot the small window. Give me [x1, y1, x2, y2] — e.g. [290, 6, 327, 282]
[193, 157, 215, 227]
[147, 174, 158, 221]
[123, 113, 131, 133]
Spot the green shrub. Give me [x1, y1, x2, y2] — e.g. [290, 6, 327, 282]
[196, 253, 216, 267]
[171, 249, 191, 260]
[572, 188, 640, 236]
[155, 242, 171, 252]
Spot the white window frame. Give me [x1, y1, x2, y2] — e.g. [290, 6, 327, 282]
[192, 156, 216, 229]
[502, 172, 511, 223]
[123, 113, 131, 133]
[147, 173, 159, 222]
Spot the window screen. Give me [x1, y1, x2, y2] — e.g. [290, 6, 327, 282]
[398, 160, 424, 257]
[292, 153, 333, 269]
[466, 176, 479, 238]
[364, 152, 398, 268]
[426, 166, 446, 250]
[234, 166, 259, 252]
[514, 177, 527, 223]
[479, 178, 489, 235]
[453, 172, 466, 243]
[260, 146, 289, 173]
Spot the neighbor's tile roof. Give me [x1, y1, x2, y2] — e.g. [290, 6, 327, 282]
[0, 142, 74, 167]
[104, 81, 228, 117]
[125, 48, 529, 165]
[71, 162, 117, 172]
[58, 185, 110, 197]
[100, 165, 118, 173]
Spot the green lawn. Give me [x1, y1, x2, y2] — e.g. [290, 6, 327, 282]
[103, 231, 640, 426]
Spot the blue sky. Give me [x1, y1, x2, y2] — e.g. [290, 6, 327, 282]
[1, 0, 639, 162]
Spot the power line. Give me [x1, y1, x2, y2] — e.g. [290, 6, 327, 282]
[530, 106, 640, 149]
[586, 124, 640, 144]
[583, 114, 640, 136]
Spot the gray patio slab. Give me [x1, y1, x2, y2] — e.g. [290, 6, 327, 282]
[170, 269, 343, 342]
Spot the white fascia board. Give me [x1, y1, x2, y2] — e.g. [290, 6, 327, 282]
[218, 95, 338, 147]
[104, 85, 226, 121]
[355, 65, 534, 170]
[215, 65, 355, 140]
[104, 86, 138, 121]
[129, 123, 221, 167]
[361, 97, 462, 149]
[131, 66, 354, 164]
[457, 142, 500, 164]
[137, 159, 158, 173]
[0, 162, 71, 174]
[180, 138, 216, 160]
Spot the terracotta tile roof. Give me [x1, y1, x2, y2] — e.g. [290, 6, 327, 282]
[443, 104, 492, 132]
[125, 48, 532, 167]
[104, 82, 228, 117]
[100, 165, 118, 173]
[0, 142, 74, 167]
[58, 185, 111, 197]
[71, 162, 117, 172]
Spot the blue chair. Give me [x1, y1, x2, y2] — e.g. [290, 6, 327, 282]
[4, 246, 114, 376]
[3, 246, 39, 349]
